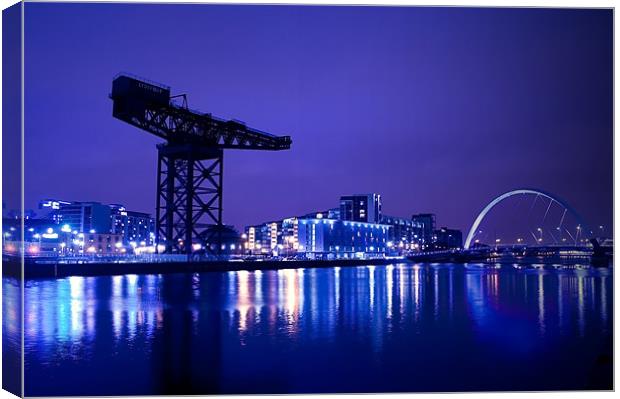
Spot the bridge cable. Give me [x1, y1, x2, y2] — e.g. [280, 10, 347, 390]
[548, 229, 559, 245]
[564, 227, 576, 245]
[541, 197, 554, 225]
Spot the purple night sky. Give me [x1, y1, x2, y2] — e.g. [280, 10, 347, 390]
[13, 4, 613, 235]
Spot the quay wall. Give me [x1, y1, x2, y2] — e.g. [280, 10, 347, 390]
[3, 257, 403, 279]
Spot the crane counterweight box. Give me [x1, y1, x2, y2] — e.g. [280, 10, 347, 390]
[111, 74, 171, 121]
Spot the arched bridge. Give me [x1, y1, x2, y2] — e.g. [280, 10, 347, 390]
[464, 189, 590, 250]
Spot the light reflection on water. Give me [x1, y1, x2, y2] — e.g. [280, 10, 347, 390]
[6, 263, 613, 395]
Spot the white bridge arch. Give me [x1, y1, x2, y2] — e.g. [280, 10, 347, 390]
[464, 189, 589, 250]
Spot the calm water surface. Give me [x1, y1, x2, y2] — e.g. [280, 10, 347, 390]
[5, 263, 613, 395]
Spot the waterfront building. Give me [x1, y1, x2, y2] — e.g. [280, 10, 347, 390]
[40, 199, 111, 234]
[340, 194, 382, 223]
[245, 211, 391, 259]
[79, 232, 124, 255]
[246, 223, 272, 254]
[297, 216, 391, 259]
[380, 214, 425, 252]
[243, 193, 462, 258]
[39, 199, 155, 248]
[109, 204, 155, 246]
[411, 213, 436, 250]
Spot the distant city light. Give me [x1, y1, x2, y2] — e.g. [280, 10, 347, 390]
[61, 224, 71, 233]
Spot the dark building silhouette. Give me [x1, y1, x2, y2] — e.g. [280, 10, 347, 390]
[433, 227, 463, 250]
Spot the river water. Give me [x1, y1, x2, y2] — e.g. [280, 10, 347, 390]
[3, 263, 613, 395]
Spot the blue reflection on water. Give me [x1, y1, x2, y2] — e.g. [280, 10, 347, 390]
[6, 263, 612, 395]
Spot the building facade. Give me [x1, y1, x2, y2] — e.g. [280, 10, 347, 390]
[411, 213, 437, 250]
[40, 199, 111, 234]
[39, 199, 155, 248]
[381, 214, 425, 252]
[339, 194, 382, 224]
[246, 212, 391, 259]
[110, 204, 155, 245]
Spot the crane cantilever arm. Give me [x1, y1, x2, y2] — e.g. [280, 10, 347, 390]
[110, 74, 292, 151]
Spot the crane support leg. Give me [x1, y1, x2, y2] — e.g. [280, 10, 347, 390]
[155, 144, 223, 255]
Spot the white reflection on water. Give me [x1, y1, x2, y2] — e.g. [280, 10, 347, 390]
[413, 265, 421, 321]
[538, 273, 545, 334]
[236, 270, 250, 333]
[433, 268, 439, 320]
[386, 264, 393, 320]
[578, 274, 585, 337]
[368, 265, 375, 310]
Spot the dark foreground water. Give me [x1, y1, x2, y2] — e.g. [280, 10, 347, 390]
[4, 263, 613, 395]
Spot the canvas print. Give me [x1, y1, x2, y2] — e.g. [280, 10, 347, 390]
[1, 2, 613, 396]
